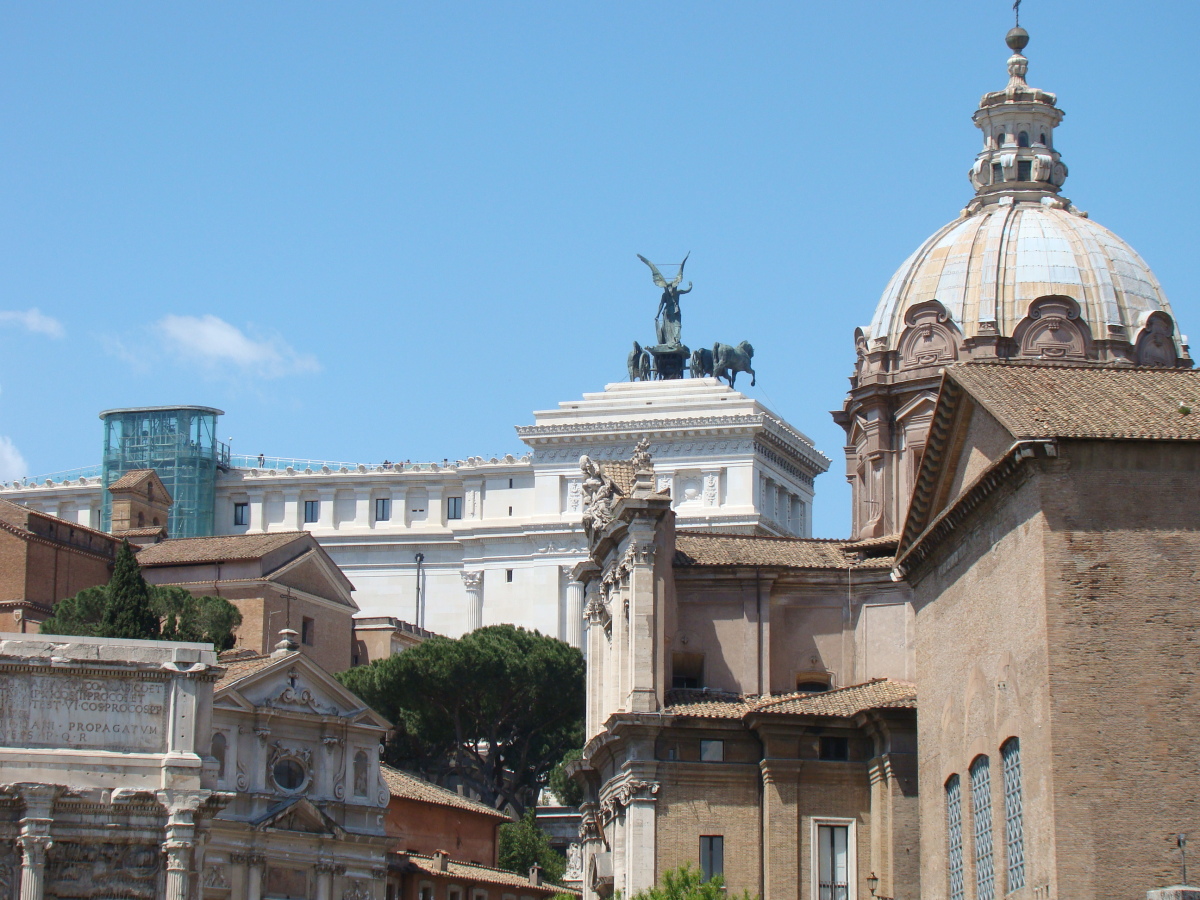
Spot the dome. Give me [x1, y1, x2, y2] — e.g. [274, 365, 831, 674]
[869, 202, 1185, 359]
[861, 31, 1189, 368]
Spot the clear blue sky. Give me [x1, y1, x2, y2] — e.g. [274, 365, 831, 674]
[2, 1, 1197, 538]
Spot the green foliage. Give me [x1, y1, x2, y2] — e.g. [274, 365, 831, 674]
[498, 812, 566, 884]
[548, 747, 584, 807]
[40, 585, 111, 637]
[629, 864, 758, 900]
[41, 547, 242, 650]
[100, 541, 160, 640]
[154, 585, 242, 650]
[337, 623, 584, 817]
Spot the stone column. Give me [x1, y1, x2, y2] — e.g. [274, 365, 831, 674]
[561, 566, 585, 649]
[235, 852, 266, 900]
[16, 783, 62, 900]
[461, 570, 484, 632]
[158, 790, 207, 900]
[623, 781, 660, 897]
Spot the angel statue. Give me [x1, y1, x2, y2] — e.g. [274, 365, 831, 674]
[637, 252, 692, 348]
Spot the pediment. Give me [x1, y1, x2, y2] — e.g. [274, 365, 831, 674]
[269, 548, 356, 608]
[253, 797, 344, 837]
[895, 392, 938, 424]
[216, 655, 389, 728]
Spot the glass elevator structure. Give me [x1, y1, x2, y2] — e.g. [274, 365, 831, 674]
[99, 406, 229, 538]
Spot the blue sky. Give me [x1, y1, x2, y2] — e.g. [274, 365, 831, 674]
[1, 1, 1197, 538]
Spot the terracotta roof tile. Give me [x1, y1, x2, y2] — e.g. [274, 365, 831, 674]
[135, 531, 309, 566]
[401, 853, 579, 895]
[599, 460, 636, 496]
[661, 679, 916, 720]
[674, 532, 893, 569]
[108, 469, 158, 491]
[949, 363, 1200, 441]
[214, 652, 285, 687]
[116, 526, 167, 537]
[380, 765, 509, 819]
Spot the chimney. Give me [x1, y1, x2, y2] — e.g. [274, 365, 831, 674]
[273, 628, 300, 657]
[529, 863, 542, 886]
[433, 850, 449, 872]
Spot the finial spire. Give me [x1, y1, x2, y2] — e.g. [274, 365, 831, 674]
[1013, 0, 1021, 28]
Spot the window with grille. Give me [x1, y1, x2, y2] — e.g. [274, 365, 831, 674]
[946, 775, 964, 900]
[817, 824, 849, 900]
[1002, 738, 1025, 891]
[304, 500, 319, 523]
[971, 756, 996, 900]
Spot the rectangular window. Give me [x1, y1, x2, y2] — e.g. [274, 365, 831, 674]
[508, 505, 513, 516]
[672, 652, 704, 690]
[508, 478, 514, 489]
[946, 775, 965, 900]
[506, 569, 514, 583]
[819, 736, 850, 761]
[301, 617, 315, 646]
[447, 496, 463, 519]
[303, 499, 319, 523]
[699, 835, 723, 883]
[419, 886, 434, 900]
[375, 498, 391, 522]
[1002, 739, 1025, 891]
[700, 740, 724, 762]
[233, 502, 248, 526]
[992, 162, 1003, 184]
[1017, 159, 1032, 181]
[817, 825, 849, 900]
[971, 756, 995, 900]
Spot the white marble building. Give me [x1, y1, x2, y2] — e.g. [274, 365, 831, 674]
[1, 379, 828, 647]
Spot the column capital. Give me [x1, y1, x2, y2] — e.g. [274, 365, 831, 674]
[461, 569, 484, 589]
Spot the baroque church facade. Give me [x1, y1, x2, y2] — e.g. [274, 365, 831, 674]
[572, 23, 1197, 900]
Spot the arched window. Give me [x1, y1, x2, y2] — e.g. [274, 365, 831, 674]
[137, 511, 145, 527]
[946, 775, 964, 900]
[1038, 133, 1047, 146]
[354, 749, 369, 797]
[212, 732, 227, 780]
[995, 129, 1005, 147]
[1001, 739, 1025, 891]
[970, 756, 995, 900]
[1018, 131, 1030, 148]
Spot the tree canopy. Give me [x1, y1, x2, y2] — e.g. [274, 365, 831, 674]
[548, 748, 584, 808]
[41, 542, 242, 649]
[630, 865, 758, 900]
[498, 812, 567, 884]
[337, 624, 584, 818]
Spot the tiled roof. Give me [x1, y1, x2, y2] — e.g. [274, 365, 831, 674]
[135, 531, 308, 566]
[0, 498, 122, 555]
[752, 679, 917, 716]
[400, 853, 580, 896]
[214, 652, 284, 687]
[379, 765, 509, 819]
[599, 460, 635, 496]
[108, 469, 157, 491]
[674, 532, 893, 569]
[950, 363, 1200, 441]
[661, 679, 916, 720]
[116, 526, 166, 537]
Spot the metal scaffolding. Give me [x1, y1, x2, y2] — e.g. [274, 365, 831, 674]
[99, 406, 228, 538]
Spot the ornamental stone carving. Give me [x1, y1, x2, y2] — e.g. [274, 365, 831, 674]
[344, 878, 373, 900]
[897, 300, 960, 369]
[1135, 311, 1179, 367]
[599, 778, 660, 821]
[579, 455, 622, 539]
[1013, 295, 1091, 361]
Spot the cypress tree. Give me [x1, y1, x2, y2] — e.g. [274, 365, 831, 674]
[100, 540, 161, 640]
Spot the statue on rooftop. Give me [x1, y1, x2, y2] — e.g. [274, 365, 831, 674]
[638, 253, 691, 349]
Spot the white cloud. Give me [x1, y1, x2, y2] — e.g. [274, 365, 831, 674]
[155, 314, 320, 378]
[0, 436, 27, 481]
[0, 308, 65, 338]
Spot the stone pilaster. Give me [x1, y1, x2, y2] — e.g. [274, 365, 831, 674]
[461, 570, 484, 632]
[315, 860, 344, 900]
[760, 759, 803, 900]
[233, 851, 267, 900]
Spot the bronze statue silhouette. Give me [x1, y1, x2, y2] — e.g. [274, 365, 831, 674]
[637, 252, 692, 348]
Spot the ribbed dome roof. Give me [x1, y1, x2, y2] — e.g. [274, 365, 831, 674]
[868, 202, 1182, 352]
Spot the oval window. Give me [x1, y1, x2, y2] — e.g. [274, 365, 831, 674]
[273, 758, 306, 791]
